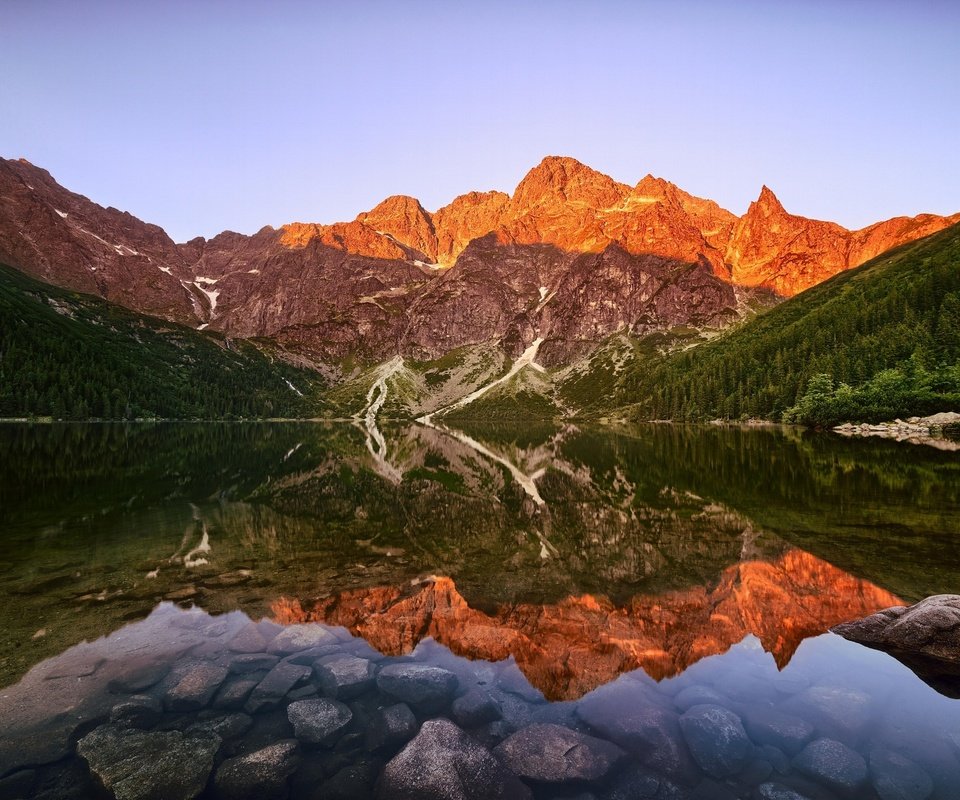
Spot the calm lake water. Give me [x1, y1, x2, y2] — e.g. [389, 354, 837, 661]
[1, 421, 959, 799]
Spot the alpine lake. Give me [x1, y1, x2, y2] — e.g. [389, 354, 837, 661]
[1, 420, 959, 800]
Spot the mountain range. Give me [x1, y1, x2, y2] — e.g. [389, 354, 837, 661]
[1, 155, 958, 420]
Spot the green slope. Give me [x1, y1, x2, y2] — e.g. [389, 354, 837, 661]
[613, 223, 960, 423]
[0, 264, 326, 419]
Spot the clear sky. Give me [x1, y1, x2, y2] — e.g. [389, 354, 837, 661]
[2, 0, 958, 243]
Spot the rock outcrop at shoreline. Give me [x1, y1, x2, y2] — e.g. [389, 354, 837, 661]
[833, 412, 960, 450]
[832, 595, 960, 698]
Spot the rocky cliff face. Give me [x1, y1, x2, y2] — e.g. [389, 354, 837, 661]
[1, 155, 955, 367]
[271, 550, 901, 700]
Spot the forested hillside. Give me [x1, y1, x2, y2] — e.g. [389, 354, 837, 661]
[0, 265, 325, 420]
[615, 223, 960, 424]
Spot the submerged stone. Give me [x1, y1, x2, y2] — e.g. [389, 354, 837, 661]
[244, 662, 313, 713]
[743, 708, 814, 756]
[376, 718, 531, 799]
[77, 723, 220, 800]
[793, 738, 867, 794]
[366, 703, 418, 753]
[577, 681, 692, 779]
[213, 740, 300, 800]
[451, 688, 502, 727]
[679, 704, 751, 778]
[376, 663, 458, 711]
[869, 747, 933, 800]
[315, 654, 376, 699]
[287, 698, 353, 746]
[266, 624, 338, 656]
[494, 722, 626, 783]
[162, 660, 230, 712]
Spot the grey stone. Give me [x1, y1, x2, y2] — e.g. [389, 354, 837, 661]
[376, 719, 531, 799]
[110, 695, 162, 729]
[869, 747, 933, 800]
[577, 681, 692, 779]
[245, 662, 312, 713]
[227, 623, 268, 654]
[213, 677, 259, 710]
[743, 708, 814, 756]
[162, 660, 230, 712]
[287, 683, 318, 701]
[266, 624, 338, 656]
[781, 685, 872, 740]
[755, 784, 812, 800]
[287, 698, 353, 746]
[679, 704, 751, 778]
[366, 703, 418, 753]
[793, 738, 867, 794]
[376, 663, 458, 711]
[833, 596, 960, 698]
[606, 763, 690, 800]
[674, 685, 729, 712]
[213, 740, 300, 800]
[190, 712, 253, 740]
[494, 723, 625, 783]
[229, 653, 280, 674]
[452, 688, 502, 727]
[315, 654, 376, 699]
[77, 723, 220, 800]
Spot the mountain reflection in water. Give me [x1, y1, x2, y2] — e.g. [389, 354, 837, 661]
[1, 421, 960, 797]
[272, 550, 900, 701]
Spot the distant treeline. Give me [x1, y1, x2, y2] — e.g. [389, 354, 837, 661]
[0, 265, 324, 420]
[617, 224, 960, 425]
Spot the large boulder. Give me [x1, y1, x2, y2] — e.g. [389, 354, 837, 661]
[494, 723, 625, 783]
[376, 719, 531, 799]
[266, 624, 338, 656]
[577, 680, 693, 780]
[162, 660, 230, 712]
[833, 596, 960, 698]
[315, 654, 376, 699]
[213, 740, 300, 800]
[678, 704, 751, 778]
[77, 724, 220, 800]
[287, 698, 353, 746]
[376, 663, 458, 712]
[869, 747, 933, 800]
[792, 738, 867, 794]
[244, 662, 313, 713]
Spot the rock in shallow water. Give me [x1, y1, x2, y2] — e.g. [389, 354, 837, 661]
[213, 740, 300, 800]
[376, 663, 458, 711]
[366, 703, 418, 753]
[494, 722, 626, 783]
[792, 738, 867, 794]
[287, 698, 353, 746]
[162, 660, 230, 712]
[743, 707, 814, 757]
[376, 718, 531, 799]
[577, 680, 692, 779]
[316, 654, 376, 699]
[452, 688, 502, 727]
[77, 723, 220, 800]
[244, 662, 313, 713]
[869, 747, 933, 800]
[266, 624, 338, 656]
[832, 596, 960, 698]
[679, 704, 751, 778]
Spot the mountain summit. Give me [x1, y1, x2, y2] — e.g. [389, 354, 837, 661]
[0, 155, 956, 365]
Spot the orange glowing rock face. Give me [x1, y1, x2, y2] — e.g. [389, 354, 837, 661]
[276, 156, 958, 296]
[270, 549, 901, 701]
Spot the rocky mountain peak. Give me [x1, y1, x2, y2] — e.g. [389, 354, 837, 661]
[511, 156, 629, 212]
[753, 185, 787, 217]
[356, 194, 438, 261]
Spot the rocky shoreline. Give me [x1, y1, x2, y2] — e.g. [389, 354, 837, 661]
[3, 603, 959, 799]
[833, 411, 960, 450]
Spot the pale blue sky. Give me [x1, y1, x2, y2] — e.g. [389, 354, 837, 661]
[2, 0, 958, 242]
